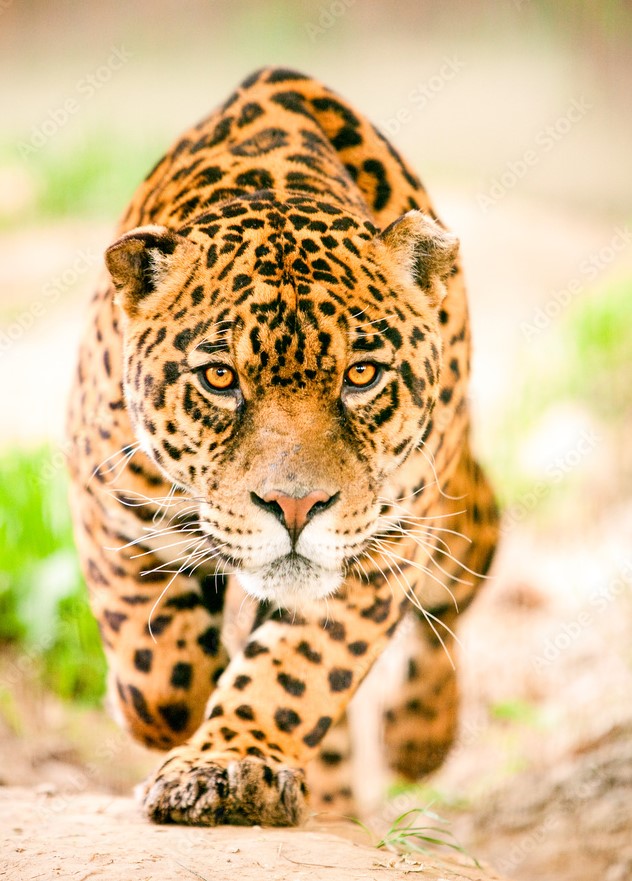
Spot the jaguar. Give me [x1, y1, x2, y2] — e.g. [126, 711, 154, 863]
[67, 66, 498, 826]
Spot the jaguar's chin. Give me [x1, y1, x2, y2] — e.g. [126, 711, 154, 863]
[236, 552, 343, 605]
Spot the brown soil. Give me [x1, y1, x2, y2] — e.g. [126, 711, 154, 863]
[2, 788, 507, 881]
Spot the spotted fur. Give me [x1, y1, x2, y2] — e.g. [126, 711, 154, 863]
[67, 67, 498, 826]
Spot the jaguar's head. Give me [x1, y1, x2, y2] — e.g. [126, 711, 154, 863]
[106, 195, 457, 605]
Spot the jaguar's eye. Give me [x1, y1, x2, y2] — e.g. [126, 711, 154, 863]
[344, 362, 381, 389]
[200, 364, 237, 392]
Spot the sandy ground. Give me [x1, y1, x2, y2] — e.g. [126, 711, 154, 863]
[2, 788, 511, 881]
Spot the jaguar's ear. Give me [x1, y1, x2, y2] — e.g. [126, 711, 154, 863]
[105, 225, 190, 318]
[377, 210, 459, 307]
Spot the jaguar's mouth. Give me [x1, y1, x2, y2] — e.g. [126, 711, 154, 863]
[236, 551, 343, 604]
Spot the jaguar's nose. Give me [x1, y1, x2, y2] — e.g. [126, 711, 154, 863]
[251, 489, 338, 542]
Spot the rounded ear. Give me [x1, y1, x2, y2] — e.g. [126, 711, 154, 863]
[105, 225, 189, 317]
[377, 210, 459, 307]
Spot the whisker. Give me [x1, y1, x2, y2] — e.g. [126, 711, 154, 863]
[375, 530, 468, 590]
[399, 546, 469, 601]
[379, 515, 473, 545]
[372, 538, 462, 610]
[106, 488, 203, 512]
[348, 312, 397, 330]
[165, 503, 205, 525]
[365, 551, 397, 603]
[416, 445, 466, 502]
[389, 483, 433, 503]
[90, 442, 142, 486]
[378, 546, 456, 668]
[405, 533, 466, 577]
[379, 510, 488, 581]
[186, 545, 232, 577]
[105, 489, 178, 508]
[130, 533, 202, 559]
[150, 550, 227, 578]
[146, 538, 209, 641]
[134, 535, 210, 569]
[403, 531, 490, 582]
[238, 591, 258, 622]
[152, 483, 178, 524]
[373, 543, 459, 668]
[105, 523, 201, 553]
[376, 516, 472, 544]
[378, 519, 454, 556]
[377, 498, 469, 525]
[348, 552, 372, 584]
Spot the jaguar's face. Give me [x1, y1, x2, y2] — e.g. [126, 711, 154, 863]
[107, 198, 457, 605]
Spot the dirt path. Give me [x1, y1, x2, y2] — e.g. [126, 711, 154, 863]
[2, 788, 508, 881]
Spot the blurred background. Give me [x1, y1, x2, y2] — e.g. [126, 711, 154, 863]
[1, 2, 631, 878]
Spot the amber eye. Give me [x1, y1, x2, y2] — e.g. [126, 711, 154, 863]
[344, 362, 380, 389]
[200, 364, 237, 392]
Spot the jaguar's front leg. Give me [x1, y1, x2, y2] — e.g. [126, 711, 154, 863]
[141, 573, 402, 826]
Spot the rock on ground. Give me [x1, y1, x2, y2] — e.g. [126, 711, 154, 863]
[458, 722, 632, 881]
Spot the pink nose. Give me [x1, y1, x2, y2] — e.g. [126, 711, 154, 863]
[261, 489, 333, 541]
